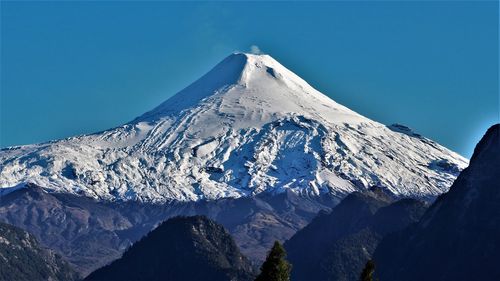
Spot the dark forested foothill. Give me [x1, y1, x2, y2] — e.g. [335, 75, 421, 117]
[285, 188, 427, 281]
[85, 216, 256, 281]
[0, 222, 78, 281]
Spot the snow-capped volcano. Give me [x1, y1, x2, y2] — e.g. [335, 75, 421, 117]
[0, 53, 468, 202]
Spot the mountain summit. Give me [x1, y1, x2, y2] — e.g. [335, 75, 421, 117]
[0, 53, 467, 202]
[136, 53, 363, 124]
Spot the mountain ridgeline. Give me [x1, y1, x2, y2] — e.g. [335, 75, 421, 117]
[85, 216, 256, 281]
[0, 186, 337, 276]
[373, 124, 500, 280]
[284, 189, 427, 281]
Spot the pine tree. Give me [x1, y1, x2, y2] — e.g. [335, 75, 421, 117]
[255, 241, 292, 281]
[359, 259, 376, 281]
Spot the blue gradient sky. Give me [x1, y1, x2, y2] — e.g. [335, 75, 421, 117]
[1, 1, 498, 158]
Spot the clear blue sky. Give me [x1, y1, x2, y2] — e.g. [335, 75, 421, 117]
[1, 1, 498, 158]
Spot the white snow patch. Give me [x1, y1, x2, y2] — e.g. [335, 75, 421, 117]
[0, 53, 468, 203]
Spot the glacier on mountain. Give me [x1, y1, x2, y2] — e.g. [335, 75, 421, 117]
[0, 53, 468, 202]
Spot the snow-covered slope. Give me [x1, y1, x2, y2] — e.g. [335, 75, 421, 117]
[0, 53, 468, 203]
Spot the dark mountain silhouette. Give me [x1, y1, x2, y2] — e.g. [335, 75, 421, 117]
[285, 188, 427, 281]
[0, 222, 78, 281]
[85, 216, 256, 281]
[374, 124, 500, 281]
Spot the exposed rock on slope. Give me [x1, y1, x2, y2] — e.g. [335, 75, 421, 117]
[0, 53, 467, 203]
[374, 124, 500, 281]
[0, 222, 78, 281]
[85, 216, 256, 281]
